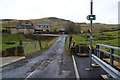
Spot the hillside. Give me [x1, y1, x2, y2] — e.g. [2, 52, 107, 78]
[0, 19, 16, 21]
[1, 17, 80, 32]
[1, 20, 19, 27]
[1, 17, 74, 27]
[30, 17, 119, 32]
[1, 17, 119, 33]
[30, 17, 78, 31]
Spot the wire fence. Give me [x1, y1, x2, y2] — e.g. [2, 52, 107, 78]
[23, 41, 40, 53]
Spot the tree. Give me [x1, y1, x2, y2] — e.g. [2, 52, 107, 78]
[65, 22, 81, 34]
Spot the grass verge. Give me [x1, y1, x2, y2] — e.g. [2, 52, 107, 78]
[25, 37, 59, 58]
[69, 30, 120, 56]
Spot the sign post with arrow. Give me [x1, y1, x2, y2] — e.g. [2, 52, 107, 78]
[86, 0, 96, 71]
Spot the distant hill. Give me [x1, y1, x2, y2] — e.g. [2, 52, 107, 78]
[1, 17, 119, 33]
[31, 17, 72, 23]
[30, 17, 76, 31]
[0, 19, 16, 21]
[1, 17, 78, 31]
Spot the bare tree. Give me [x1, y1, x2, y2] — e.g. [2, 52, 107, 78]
[65, 22, 81, 34]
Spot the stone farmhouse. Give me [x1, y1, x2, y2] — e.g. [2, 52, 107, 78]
[5, 24, 51, 34]
[4, 20, 51, 34]
[34, 24, 51, 32]
[9, 25, 35, 34]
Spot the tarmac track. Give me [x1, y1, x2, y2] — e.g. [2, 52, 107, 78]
[1, 34, 75, 79]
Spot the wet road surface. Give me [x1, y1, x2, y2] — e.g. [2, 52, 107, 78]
[1, 35, 75, 79]
[74, 56, 107, 80]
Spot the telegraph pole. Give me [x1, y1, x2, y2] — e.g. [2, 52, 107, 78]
[86, 0, 96, 70]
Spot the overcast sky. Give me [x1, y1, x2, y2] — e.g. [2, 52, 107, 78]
[0, 0, 119, 24]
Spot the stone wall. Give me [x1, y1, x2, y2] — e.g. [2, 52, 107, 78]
[2, 46, 25, 57]
[25, 34, 57, 41]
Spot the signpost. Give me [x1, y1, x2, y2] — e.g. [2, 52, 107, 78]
[86, 0, 96, 70]
[87, 15, 96, 20]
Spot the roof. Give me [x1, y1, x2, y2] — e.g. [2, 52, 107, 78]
[12, 25, 34, 29]
[35, 24, 50, 26]
[59, 28, 65, 31]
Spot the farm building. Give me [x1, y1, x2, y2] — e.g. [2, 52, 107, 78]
[34, 24, 51, 32]
[59, 28, 65, 32]
[4, 23, 51, 34]
[7, 25, 35, 34]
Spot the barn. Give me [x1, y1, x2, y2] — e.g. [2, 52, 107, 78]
[9, 25, 34, 34]
[34, 24, 51, 32]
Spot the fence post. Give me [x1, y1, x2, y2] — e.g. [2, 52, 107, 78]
[2, 50, 8, 57]
[13, 47, 17, 56]
[110, 48, 114, 66]
[69, 36, 72, 50]
[39, 40, 42, 50]
[65, 36, 67, 45]
[17, 46, 24, 56]
[34, 42, 36, 50]
[96, 45, 100, 57]
[19, 40, 22, 45]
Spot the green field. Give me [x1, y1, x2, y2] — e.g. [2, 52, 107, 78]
[1, 33, 58, 53]
[71, 30, 120, 56]
[1, 33, 26, 51]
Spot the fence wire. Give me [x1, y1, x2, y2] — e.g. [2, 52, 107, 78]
[23, 41, 40, 53]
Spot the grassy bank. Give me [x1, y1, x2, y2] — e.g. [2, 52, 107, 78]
[1, 33, 26, 51]
[72, 30, 119, 47]
[24, 37, 58, 57]
[1, 33, 58, 54]
[69, 30, 120, 56]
